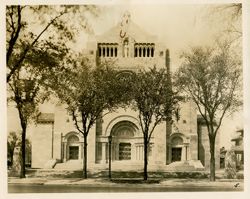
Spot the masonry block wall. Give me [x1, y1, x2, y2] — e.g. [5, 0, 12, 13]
[32, 123, 53, 168]
[198, 125, 220, 170]
[152, 122, 166, 165]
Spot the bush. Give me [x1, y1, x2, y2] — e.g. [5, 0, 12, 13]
[224, 150, 237, 179]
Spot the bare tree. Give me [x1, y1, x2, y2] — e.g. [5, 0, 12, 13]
[175, 41, 242, 181]
[205, 3, 242, 42]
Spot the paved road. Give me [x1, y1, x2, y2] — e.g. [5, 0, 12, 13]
[8, 184, 243, 193]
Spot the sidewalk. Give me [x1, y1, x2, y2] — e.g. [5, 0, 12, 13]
[8, 176, 244, 190]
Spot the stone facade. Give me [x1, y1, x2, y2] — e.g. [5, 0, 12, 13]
[31, 14, 220, 171]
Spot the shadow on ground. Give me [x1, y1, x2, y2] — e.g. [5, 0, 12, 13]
[24, 169, 210, 179]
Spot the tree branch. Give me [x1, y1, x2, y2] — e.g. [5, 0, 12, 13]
[72, 109, 84, 134]
[7, 10, 67, 83]
[7, 6, 22, 65]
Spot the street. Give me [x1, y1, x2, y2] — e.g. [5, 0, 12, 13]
[8, 183, 243, 193]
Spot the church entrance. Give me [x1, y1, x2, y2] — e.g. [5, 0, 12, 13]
[62, 133, 81, 162]
[119, 143, 131, 160]
[171, 147, 182, 162]
[110, 120, 140, 162]
[69, 146, 79, 160]
[170, 135, 184, 162]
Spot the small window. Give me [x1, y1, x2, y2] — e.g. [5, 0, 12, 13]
[134, 47, 137, 57]
[107, 47, 109, 57]
[159, 51, 164, 56]
[98, 47, 102, 56]
[115, 47, 118, 57]
[147, 48, 150, 57]
[102, 48, 105, 57]
[151, 48, 154, 57]
[111, 48, 113, 57]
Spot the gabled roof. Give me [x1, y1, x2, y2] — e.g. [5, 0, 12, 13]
[37, 113, 54, 123]
[96, 20, 157, 43]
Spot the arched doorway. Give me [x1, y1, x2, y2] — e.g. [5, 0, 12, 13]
[110, 121, 140, 161]
[171, 136, 183, 162]
[68, 135, 80, 160]
[62, 132, 81, 162]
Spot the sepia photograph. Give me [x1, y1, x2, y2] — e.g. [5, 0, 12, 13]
[1, 0, 249, 198]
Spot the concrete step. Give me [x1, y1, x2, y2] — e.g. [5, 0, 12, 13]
[54, 160, 83, 170]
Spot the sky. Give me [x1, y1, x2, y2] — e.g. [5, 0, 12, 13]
[75, 4, 241, 70]
[96, 4, 243, 149]
[5, 2, 244, 149]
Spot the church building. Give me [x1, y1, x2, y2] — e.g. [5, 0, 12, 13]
[31, 13, 220, 171]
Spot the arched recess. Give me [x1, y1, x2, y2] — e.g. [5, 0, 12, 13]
[105, 115, 140, 137]
[109, 120, 140, 161]
[62, 132, 82, 161]
[170, 133, 185, 162]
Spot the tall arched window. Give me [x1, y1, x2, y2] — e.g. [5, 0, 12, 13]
[98, 47, 102, 57]
[147, 47, 150, 57]
[115, 47, 118, 57]
[134, 47, 137, 57]
[143, 47, 146, 57]
[103, 47, 105, 57]
[111, 47, 113, 57]
[139, 47, 141, 57]
[107, 47, 110, 57]
[151, 47, 154, 57]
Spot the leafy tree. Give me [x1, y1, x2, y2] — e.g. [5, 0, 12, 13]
[132, 67, 180, 180]
[6, 5, 99, 178]
[175, 42, 242, 181]
[53, 57, 119, 178]
[6, 5, 99, 83]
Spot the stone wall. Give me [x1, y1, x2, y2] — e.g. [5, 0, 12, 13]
[198, 125, 220, 170]
[32, 123, 53, 168]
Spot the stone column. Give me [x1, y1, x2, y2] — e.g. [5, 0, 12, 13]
[168, 145, 172, 164]
[63, 142, 67, 162]
[101, 142, 107, 164]
[78, 143, 81, 160]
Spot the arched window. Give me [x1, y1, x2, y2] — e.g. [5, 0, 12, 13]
[143, 47, 146, 57]
[147, 47, 150, 57]
[111, 47, 113, 57]
[134, 47, 137, 57]
[103, 47, 105, 57]
[151, 47, 154, 57]
[139, 47, 141, 57]
[107, 47, 110, 57]
[98, 47, 102, 57]
[115, 47, 118, 57]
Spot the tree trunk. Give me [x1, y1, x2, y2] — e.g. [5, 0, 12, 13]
[209, 135, 216, 181]
[20, 125, 26, 178]
[83, 134, 88, 178]
[143, 137, 148, 181]
[17, 105, 26, 178]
